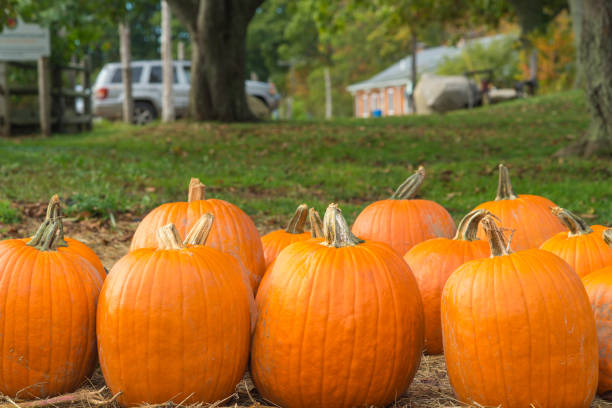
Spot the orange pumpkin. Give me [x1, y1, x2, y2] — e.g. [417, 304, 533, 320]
[540, 207, 612, 277]
[472, 164, 566, 250]
[404, 209, 491, 354]
[352, 166, 456, 255]
[98, 216, 251, 407]
[130, 178, 265, 292]
[0, 217, 102, 398]
[442, 216, 598, 407]
[262, 207, 325, 279]
[252, 204, 424, 408]
[23, 195, 106, 282]
[261, 204, 311, 268]
[582, 229, 612, 398]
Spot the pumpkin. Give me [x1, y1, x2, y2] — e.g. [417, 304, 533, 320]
[24, 195, 106, 282]
[582, 229, 612, 398]
[0, 216, 102, 398]
[404, 209, 491, 354]
[98, 216, 251, 407]
[260, 207, 326, 297]
[352, 166, 456, 255]
[540, 207, 612, 277]
[472, 164, 566, 250]
[441, 216, 598, 407]
[252, 204, 424, 408]
[261, 204, 311, 268]
[130, 178, 265, 292]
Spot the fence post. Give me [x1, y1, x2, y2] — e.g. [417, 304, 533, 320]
[38, 56, 51, 137]
[82, 56, 92, 131]
[0, 62, 10, 137]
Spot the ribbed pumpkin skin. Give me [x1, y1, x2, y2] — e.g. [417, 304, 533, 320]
[130, 199, 265, 291]
[583, 265, 612, 395]
[352, 199, 456, 256]
[0, 240, 102, 398]
[252, 240, 425, 408]
[261, 230, 311, 268]
[541, 225, 612, 277]
[442, 249, 598, 407]
[404, 238, 489, 354]
[21, 236, 106, 282]
[473, 194, 566, 250]
[97, 247, 251, 407]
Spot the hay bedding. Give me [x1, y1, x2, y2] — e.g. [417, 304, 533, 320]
[0, 215, 611, 408]
[1, 356, 611, 408]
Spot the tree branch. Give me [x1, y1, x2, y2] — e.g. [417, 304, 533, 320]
[167, 0, 199, 34]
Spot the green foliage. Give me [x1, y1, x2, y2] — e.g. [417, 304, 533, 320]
[0, 201, 21, 224]
[437, 36, 522, 86]
[0, 91, 610, 225]
[10, 0, 160, 68]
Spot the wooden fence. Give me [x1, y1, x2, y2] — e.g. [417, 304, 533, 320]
[0, 56, 92, 137]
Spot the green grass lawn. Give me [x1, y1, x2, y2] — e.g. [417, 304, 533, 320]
[1, 90, 610, 227]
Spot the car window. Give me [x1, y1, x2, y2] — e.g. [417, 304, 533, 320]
[183, 66, 190, 84]
[149, 66, 178, 84]
[110, 66, 143, 84]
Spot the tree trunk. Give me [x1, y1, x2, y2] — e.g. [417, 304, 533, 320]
[119, 20, 133, 124]
[168, 0, 263, 122]
[559, 0, 612, 157]
[161, 0, 175, 122]
[178, 41, 185, 60]
[324, 66, 332, 120]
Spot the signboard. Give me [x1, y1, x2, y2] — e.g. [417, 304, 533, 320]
[0, 18, 50, 61]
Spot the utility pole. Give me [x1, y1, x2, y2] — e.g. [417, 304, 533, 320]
[161, 0, 175, 122]
[324, 66, 332, 119]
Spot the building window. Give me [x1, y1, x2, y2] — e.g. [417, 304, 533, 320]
[388, 89, 394, 115]
[371, 93, 378, 111]
[362, 94, 368, 118]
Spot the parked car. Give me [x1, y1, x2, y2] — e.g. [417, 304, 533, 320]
[92, 60, 280, 124]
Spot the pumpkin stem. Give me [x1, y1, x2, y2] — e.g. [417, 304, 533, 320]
[481, 215, 512, 257]
[308, 207, 324, 238]
[28, 195, 67, 249]
[453, 209, 492, 241]
[285, 204, 308, 234]
[28, 219, 63, 251]
[495, 164, 518, 201]
[551, 207, 593, 236]
[157, 224, 185, 250]
[390, 166, 426, 200]
[604, 229, 612, 247]
[188, 178, 206, 202]
[322, 203, 364, 248]
[184, 213, 215, 246]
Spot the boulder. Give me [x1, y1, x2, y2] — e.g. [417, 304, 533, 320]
[413, 73, 480, 114]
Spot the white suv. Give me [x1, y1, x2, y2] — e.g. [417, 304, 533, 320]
[92, 60, 280, 124]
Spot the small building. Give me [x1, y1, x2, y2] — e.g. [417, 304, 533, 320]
[347, 35, 508, 118]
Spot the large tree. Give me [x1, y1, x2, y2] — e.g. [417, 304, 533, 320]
[167, 0, 264, 121]
[561, 0, 612, 156]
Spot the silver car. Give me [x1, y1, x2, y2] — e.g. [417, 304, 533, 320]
[92, 60, 280, 124]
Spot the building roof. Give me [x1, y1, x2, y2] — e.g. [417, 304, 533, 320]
[346, 34, 512, 93]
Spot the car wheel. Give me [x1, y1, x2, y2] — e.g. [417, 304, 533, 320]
[133, 101, 157, 125]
